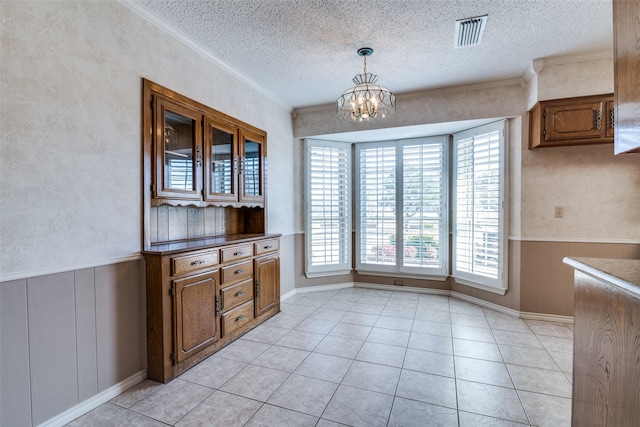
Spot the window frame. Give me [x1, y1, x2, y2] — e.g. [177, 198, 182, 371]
[303, 120, 508, 292]
[354, 136, 450, 280]
[304, 139, 352, 277]
[452, 120, 508, 294]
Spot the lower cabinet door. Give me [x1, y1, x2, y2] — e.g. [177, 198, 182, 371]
[173, 270, 220, 363]
[255, 255, 280, 318]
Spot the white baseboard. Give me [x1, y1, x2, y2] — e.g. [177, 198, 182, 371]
[518, 311, 574, 324]
[280, 288, 297, 301]
[286, 282, 574, 322]
[294, 282, 355, 294]
[38, 370, 147, 427]
[355, 282, 450, 297]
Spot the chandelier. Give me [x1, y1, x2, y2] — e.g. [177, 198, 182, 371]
[337, 47, 396, 121]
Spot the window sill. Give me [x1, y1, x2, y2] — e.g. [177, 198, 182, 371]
[453, 276, 507, 295]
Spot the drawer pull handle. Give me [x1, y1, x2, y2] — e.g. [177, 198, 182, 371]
[264, 245, 273, 249]
[235, 291, 245, 297]
[235, 269, 245, 274]
[234, 251, 245, 256]
[190, 260, 205, 266]
[236, 315, 246, 322]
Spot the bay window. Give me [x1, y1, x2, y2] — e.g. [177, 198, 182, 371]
[305, 120, 507, 293]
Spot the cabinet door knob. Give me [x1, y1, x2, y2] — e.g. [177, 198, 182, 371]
[236, 315, 246, 322]
[236, 291, 245, 297]
[235, 269, 244, 274]
[191, 259, 205, 266]
[234, 251, 244, 256]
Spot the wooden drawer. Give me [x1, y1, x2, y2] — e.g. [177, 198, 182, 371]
[222, 300, 254, 336]
[221, 260, 253, 286]
[171, 250, 219, 276]
[220, 244, 253, 263]
[220, 279, 253, 311]
[255, 239, 279, 256]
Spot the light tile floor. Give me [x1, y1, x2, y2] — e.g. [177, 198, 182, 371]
[66, 288, 574, 427]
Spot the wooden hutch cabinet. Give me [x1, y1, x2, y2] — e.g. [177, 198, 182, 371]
[141, 79, 279, 383]
[529, 94, 615, 149]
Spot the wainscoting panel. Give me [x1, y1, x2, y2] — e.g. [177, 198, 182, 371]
[28, 272, 79, 425]
[74, 268, 98, 402]
[519, 240, 640, 316]
[0, 279, 31, 427]
[0, 259, 145, 427]
[95, 261, 143, 392]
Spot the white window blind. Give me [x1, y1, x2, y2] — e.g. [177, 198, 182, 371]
[166, 155, 193, 191]
[356, 137, 448, 277]
[357, 143, 397, 268]
[304, 139, 352, 276]
[401, 140, 448, 274]
[453, 121, 507, 293]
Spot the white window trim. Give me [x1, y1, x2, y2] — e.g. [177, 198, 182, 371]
[452, 120, 508, 295]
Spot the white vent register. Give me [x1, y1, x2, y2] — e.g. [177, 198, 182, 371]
[454, 15, 488, 47]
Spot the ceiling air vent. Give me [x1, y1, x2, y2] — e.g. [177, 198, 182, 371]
[454, 15, 487, 48]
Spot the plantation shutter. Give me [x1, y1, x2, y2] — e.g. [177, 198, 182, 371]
[401, 139, 448, 275]
[356, 143, 397, 269]
[304, 139, 352, 276]
[453, 121, 507, 293]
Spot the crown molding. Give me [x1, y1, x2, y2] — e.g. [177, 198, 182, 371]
[118, 0, 291, 111]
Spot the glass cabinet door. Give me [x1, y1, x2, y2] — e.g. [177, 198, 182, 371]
[203, 117, 238, 203]
[153, 97, 202, 201]
[239, 128, 265, 205]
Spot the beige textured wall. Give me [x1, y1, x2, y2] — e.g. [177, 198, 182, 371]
[537, 55, 614, 101]
[0, 1, 295, 426]
[522, 56, 639, 242]
[0, 1, 295, 280]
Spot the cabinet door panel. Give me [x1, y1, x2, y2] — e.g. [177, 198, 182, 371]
[255, 255, 280, 318]
[173, 271, 219, 363]
[544, 102, 604, 141]
[154, 97, 202, 201]
[239, 128, 265, 206]
[204, 116, 238, 203]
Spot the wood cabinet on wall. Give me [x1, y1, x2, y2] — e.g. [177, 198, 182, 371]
[144, 79, 266, 212]
[613, 0, 640, 154]
[143, 235, 281, 383]
[529, 94, 614, 149]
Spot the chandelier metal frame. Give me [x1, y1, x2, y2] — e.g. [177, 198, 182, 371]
[337, 47, 396, 121]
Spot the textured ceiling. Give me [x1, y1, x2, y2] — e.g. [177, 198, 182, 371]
[136, 0, 613, 110]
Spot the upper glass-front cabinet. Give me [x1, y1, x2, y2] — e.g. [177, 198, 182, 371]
[239, 128, 265, 204]
[153, 97, 202, 201]
[204, 116, 238, 203]
[148, 87, 266, 208]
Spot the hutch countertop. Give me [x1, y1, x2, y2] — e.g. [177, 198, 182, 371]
[143, 233, 281, 255]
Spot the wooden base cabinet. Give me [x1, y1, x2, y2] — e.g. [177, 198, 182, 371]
[565, 257, 640, 427]
[143, 234, 281, 383]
